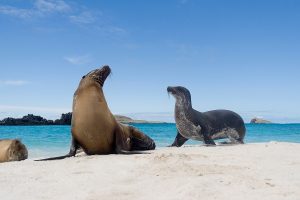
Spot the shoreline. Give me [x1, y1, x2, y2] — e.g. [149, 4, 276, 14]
[1, 142, 299, 200]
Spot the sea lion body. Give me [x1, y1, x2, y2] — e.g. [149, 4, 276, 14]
[168, 86, 246, 146]
[71, 80, 117, 154]
[37, 66, 155, 161]
[0, 139, 28, 163]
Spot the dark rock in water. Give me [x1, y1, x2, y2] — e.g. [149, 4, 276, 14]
[0, 117, 17, 125]
[0, 114, 50, 125]
[54, 112, 72, 125]
[250, 117, 272, 124]
[22, 114, 49, 125]
[0, 113, 165, 126]
[0, 114, 70, 126]
[47, 120, 54, 124]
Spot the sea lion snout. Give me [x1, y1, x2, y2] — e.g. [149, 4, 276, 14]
[167, 86, 191, 101]
[84, 65, 111, 86]
[98, 65, 111, 77]
[93, 65, 111, 86]
[167, 86, 175, 94]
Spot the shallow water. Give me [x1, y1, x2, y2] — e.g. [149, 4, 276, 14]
[0, 123, 299, 158]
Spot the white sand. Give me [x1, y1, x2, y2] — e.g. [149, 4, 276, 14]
[0, 142, 300, 200]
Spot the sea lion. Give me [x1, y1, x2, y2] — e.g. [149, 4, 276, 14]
[0, 139, 28, 163]
[167, 86, 246, 146]
[37, 65, 155, 161]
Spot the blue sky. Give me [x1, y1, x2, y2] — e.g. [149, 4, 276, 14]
[0, 0, 299, 123]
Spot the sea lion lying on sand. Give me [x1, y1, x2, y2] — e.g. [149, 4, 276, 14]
[37, 65, 155, 161]
[167, 86, 246, 146]
[0, 139, 28, 163]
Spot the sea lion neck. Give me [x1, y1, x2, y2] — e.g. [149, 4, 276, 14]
[174, 95, 192, 112]
[74, 80, 108, 104]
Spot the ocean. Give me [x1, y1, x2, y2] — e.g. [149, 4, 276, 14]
[1, 123, 300, 158]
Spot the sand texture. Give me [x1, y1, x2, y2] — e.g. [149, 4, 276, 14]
[0, 142, 299, 200]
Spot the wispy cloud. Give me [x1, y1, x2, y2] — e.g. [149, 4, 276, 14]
[69, 11, 97, 25]
[0, 1, 127, 35]
[0, 5, 34, 19]
[34, 0, 71, 13]
[0, 0, 71, 19]
[64, 54, 92, 65]
[0, 80, 29, 86]
[69, 11, 127, 35]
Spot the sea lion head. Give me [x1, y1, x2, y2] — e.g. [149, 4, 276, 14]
[8, 140, 28, 161]
[80, 65, 111, 87]
[167, 86, 192, 105]
[125, 126, 156, 151]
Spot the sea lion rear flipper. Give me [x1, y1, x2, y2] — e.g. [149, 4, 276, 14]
[115, 125, 155, 154]
[35, 137, 79, 161]
[129, 126, 156, 151]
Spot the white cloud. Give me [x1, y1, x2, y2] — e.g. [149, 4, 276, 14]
[0, 5, 34, 19]
[69, 11, 97, 25]
[0, 80, 29, 86]
[0, 0, 71, 19]
[64, 54, 92, 65]
[34, 0, 71, 13]
[0, 1, 127, 36]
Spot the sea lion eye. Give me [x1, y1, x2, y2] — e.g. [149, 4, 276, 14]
[82, 76, 86, 79]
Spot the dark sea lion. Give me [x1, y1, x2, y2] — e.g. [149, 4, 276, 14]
[167, 86, 246, 146]
[37, 65, 155, 161]
[0, 139, 28, 163]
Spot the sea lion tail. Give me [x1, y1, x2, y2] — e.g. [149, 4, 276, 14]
[34, 153, 74, 161]
[35, 138, 79, 161]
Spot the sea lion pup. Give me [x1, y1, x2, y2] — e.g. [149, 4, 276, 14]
[167, 86, 246, 146]
[37, 65, 155, 161]
[0, 139, 28, 163]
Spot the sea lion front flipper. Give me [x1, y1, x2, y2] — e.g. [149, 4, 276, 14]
[203, 133, 216, 145]
[35, 137, 79, 161]
[169, 131, 188, 147]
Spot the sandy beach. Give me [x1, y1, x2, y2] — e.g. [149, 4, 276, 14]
[0, 142, 299, 200]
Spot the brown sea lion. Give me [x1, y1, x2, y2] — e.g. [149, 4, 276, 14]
[0, 139, 28, 163]
[37, 65, 155, 161]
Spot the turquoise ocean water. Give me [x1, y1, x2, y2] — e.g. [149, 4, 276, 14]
[1, 123, 300, 158]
